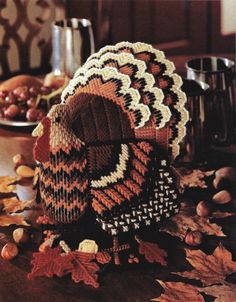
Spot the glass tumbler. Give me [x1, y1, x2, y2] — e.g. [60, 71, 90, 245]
[186, 57, 235, 145]
[52, 18, 95, 78]
[178, 79, 210, 165]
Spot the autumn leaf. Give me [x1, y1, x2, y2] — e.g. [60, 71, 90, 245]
[28, 246, 73, 280]
[0, 176, 18, 193]
[159, 202, 225, 239]
[175, 244, 236, 286]
[0, 197, 33, 213]
[135, 236, 167, 265]
[153, 280, 204, 302]
[69, 251, 100, 288]
[178, 169, 214, 190]
[0, 213, 30, 226]
[211, 211, 235, 219]
[198, 282, 236, 302]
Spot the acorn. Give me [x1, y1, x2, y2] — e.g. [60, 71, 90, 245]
[196, 201, 210, 217]
[13, 228, 29, 244]
[12, 154, 26, 170]
[1, 243, 18, 261]
[185, 231, 202, 246]
[16, 165, 35, 178]
[212, 190, 232, 204]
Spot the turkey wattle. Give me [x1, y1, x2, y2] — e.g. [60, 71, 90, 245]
[32, 41, 188, 253]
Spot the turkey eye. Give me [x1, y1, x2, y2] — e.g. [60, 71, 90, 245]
[55, 117, 61, 123]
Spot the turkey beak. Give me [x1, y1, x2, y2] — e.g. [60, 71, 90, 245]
[32, 122, 44, 137]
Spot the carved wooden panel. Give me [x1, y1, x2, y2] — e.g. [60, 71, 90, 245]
[0, 0, 65, 80]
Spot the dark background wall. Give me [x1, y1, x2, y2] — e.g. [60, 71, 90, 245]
[66, 0, 235, 55]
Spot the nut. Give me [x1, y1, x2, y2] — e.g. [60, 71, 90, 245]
[1, 243, 18, 260]
[214, 167, 236, 189]
[16, 165, 35, 178]
[13, 228, 29, 244]
[185, 231, 202, 246]
[196, 201, 210, 217]
[212, 190, 232, 204]
[12, 154, 26, 169]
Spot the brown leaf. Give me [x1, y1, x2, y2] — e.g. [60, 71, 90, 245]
[160, 202, 225, 239]
[211, 211, 235, 219]
[69, 251, 100, 288]
[178, 169, 214, 190]
[0, 213, 30, 226]
[0, 176, 18, 193]
[0, 197, 33, 213]
[135, 236, 167, 265]
[153, 280, 204, 302]
[28, 246, 73, 280]
[175, 244, 236, 286]
[198, 283, 236, 302]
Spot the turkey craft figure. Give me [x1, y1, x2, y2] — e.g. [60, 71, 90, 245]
[32, 42, 189, 265]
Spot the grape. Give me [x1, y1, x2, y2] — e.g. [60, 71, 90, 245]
[27, 97, 36, 108]
[5, 93, 16, 104]
[18, 107, 27, 118]
[29, 86, 39, 96]
[26, 108, 38, 122]
[0, 90, 8, 98]
[19, 91, 29, 101]
[40, 85, 51, 95]
[13, 86, 28, 98]
[4, 104, 19, 119]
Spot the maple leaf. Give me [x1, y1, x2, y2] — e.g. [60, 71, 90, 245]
[0, 213, 30, 226]
[69, 251, 100, 288]
[96, 251, 111, 264]
[178, 169, 214, 190]
[175, 244, 236, 286]
[135, 236, 167, 265]
[0, 176, 18, 193]
[198, 282, 236, 302]
[0, 197, 33, 213]
[159, 202, 225, 239]
[28, 246, 73, 280]
[153, 280, 204, 302]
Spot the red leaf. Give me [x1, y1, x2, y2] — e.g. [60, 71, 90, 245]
[69, 251, 100, 288]
[28, 246, 73, 280]
[136, 237, 167, 265]
[96, 251, 111, 264]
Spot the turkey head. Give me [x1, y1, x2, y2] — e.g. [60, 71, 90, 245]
[33, 104, 88, 224]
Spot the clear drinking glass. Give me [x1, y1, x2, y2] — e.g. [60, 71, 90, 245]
[178, 78, 209, 165]
[52, 18, 95, 78]
[186, 57, 235, 146]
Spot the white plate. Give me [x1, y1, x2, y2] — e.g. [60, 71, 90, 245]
[0, 117, 38, 127]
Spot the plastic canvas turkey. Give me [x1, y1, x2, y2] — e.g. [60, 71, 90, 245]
[31, 42, 189, 278]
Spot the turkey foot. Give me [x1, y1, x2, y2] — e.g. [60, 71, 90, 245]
[105, 236, 130, 265]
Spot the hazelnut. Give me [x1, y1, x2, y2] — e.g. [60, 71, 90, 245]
[185, 231, 202, 246]
[1, 243, 18, 260]
[12, 154, 26, 169]
[196, 201, 210, 217]
[16, 165, 35, 178]
[214, 167, 236, 189]
[212, 190, 232, 204]
[13, 228, 29, 244]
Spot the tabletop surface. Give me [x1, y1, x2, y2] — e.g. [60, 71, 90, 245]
[0, 54, 235, 302]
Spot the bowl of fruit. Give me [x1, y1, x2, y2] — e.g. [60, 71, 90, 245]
[0, 74, 68, 127]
